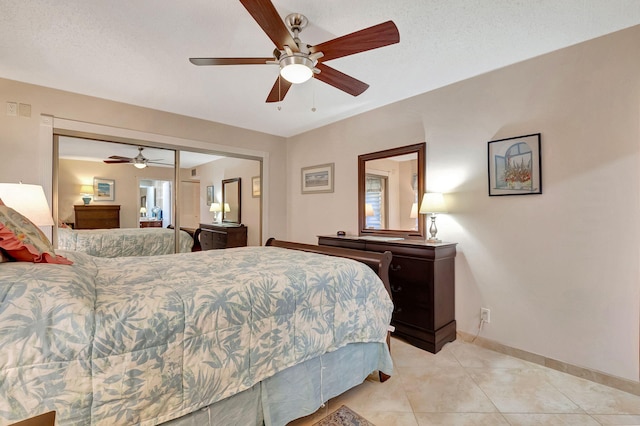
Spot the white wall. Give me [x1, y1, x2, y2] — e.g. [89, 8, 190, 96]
[287, 26, 640, 382]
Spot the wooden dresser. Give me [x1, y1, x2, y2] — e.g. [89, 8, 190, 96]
[199, 223, 247, 250]
[74, 205, 120, 229]
[318, 235, 457, 353]
[140, 219, 162, 228]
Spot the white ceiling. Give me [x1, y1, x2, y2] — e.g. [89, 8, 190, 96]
[58, 137, 224, 169]
[2, 1, 639, 138]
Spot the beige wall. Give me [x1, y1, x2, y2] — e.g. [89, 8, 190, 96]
[287, 26, 640, 382]
[59, 158, 175, 228]
[0, 78, 287, 241]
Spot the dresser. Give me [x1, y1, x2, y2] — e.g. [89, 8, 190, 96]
[74, 205, 120, 229]
[198, 223, 247, 250]
[318, 235, 457, 353]
[140, 219, 162, 228]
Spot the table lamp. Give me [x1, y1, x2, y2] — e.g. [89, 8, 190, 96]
[80, 184, 94, 205]
[0, 183, 55, 226]
[209, 202, 221, 223]
[419, 192, 447, 243]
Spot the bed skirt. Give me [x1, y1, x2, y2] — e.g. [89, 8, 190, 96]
[161, 342, 392, 426]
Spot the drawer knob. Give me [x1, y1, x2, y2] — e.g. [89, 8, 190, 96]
[391, 285, 402, 293]
[394, 307, 403, 313]
[390, 264, 402, 272]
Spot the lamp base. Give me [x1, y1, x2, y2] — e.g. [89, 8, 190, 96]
[426, 238, 441, 243]
[82, 196, 91, 205]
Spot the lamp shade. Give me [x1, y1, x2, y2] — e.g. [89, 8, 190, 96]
[224, 203, 231, 212]
[419, 193, 447, 214]
[365, 203, 375, 217]
[209, 202, 221, 213]
[140, 207, 147, 214]
[410, 202, 418, 219]
[80, 184, 93, 195]
[0, 183, 55, 226]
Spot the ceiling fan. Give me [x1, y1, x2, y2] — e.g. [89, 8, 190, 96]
[189, 0, 400, 103]
[103, 146, 167, 169]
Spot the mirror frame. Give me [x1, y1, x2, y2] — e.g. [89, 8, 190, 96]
[222, 177, 241, 224]
[358, 142, 426, 239]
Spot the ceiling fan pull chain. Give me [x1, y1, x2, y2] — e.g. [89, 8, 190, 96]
[311, 77, 317, 112]
[277, 75, 282, 111]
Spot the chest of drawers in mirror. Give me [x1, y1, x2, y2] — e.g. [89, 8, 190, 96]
[199, 223, 247, 250]
[318, 235, 456, 353]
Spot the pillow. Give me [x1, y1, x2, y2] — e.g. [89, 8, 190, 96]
[0, 200, 72, 265]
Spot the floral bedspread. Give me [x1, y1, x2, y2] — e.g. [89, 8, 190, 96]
[57, 227, 193, 257]
[0, 246, 393, 425]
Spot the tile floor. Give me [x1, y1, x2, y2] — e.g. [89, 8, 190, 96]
[288, 337, 640, 426]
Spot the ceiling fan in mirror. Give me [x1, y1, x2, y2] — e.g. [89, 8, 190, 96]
[189, 0, 400, 103]
[103, 146, 168, 169]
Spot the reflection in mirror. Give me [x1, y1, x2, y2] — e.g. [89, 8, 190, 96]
[222, 178, 241, 223]
[358, 143, 425, 238]
[139, 179, 172, 228]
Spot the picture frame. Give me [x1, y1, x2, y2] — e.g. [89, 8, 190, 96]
[206, 185, 214, 206]
[488, 133, 542, 196]
[251, 176, 261, 198]
[93, 178, 115, 201]
[301, 163, 334, 194]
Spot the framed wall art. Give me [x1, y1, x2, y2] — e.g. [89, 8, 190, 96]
[301, 163, 334, 194]
[93, 178, 115, 201]
[251, 176, 261, 198]
[488, 133, 542, 196]
[206, 185, 214, 206]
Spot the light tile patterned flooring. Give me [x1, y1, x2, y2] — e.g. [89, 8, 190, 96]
[289, 337, 640, 426]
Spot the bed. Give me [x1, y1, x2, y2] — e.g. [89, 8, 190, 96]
[0, 239, 394, 426]
[56, 226, 194, 257]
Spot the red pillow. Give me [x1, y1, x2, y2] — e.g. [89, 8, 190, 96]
[0, 200, 72, 264]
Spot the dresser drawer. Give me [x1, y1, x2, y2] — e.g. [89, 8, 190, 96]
[200, 229, 227, 250]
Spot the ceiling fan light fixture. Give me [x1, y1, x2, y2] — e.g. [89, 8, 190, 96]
[279, 55, 313, 84]
[133, 161, 147, 169]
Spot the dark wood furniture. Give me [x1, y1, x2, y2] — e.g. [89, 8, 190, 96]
[9, 411, 55, 426]
[266, 238, 392, 382]
[74, 205, 120, 229]
[198, 223, 247, 250]
[318, 235, 457, 353]
[140, 219, 162, 228]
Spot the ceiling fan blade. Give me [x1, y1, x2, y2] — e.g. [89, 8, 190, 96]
[104, 159, 132, 164]
[266, 76, 293, 103]
[107, 155, 133, 161]
[314, 63, 369, 96]
[189, 57, 273, 66]
[310, 21, 399, 62]
[239, 0, 299, 52]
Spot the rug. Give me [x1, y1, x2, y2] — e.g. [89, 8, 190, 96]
[312, 405, 375, 426]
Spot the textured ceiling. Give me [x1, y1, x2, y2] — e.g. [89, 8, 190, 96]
[1, 1, 639, 137]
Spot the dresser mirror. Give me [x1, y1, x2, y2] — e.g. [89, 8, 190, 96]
[358, 142, 426, 238]
[222, 177, 241, 224]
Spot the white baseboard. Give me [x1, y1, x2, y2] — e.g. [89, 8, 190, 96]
[456, 331, 640, 397]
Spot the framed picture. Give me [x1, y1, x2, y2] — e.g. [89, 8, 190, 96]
[251, 176, 261, 198]
[488, 133, 542, 196]
[206, 185, 214, 206]
[301, 163, 334, 194]
[93, 178, 115, 201]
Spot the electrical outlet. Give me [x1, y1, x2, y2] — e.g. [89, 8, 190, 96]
[480, 307, 491, 323]
[6, 102, 17, 116]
